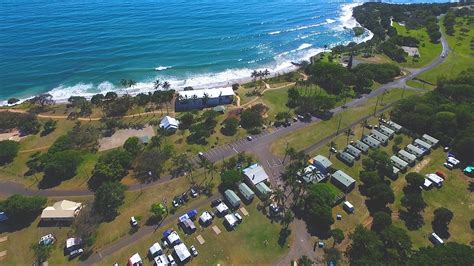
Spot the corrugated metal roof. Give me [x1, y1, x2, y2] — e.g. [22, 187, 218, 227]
[332, 170, 355, 187]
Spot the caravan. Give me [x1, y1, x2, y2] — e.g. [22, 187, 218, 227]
[338, 151, 355, 166]
[362, 135, 381, 148]
[370, 130, 389, 145]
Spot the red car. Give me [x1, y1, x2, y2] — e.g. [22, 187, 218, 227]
[436, 171, 447, 178]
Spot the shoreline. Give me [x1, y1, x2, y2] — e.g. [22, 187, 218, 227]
[1, 3, 372, 107]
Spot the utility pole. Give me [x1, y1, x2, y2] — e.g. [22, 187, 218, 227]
[373, 95, 380, 116]
[336, 114, 343, 135]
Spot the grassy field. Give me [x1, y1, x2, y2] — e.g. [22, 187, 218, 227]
[406, 80, 436, 90]
[0, 196, 90, 266]
[271, 88, 421, 156]
[98, 200, 288, 266]
[392, 148, 473, 249]
[417, 16, 474, 84]
[392, 22, 442, 69]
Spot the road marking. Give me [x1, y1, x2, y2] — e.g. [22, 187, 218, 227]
[233, 148, 239, 153]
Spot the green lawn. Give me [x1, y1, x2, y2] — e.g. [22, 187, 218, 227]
[271, 88, 421, 156]
[406, 80, 436, 90]
[417, 16, 474, 84]
[392, 148, 473, 249]
[98, 200, 288, 266]
[392, 22, 442, 69]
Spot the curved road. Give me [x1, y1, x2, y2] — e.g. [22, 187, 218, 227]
[0, 31, 449, 199]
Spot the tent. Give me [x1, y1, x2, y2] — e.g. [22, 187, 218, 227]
[174, 243, 191, 262]
[148, 242, 163, 258]
[199, 211, 213, 225]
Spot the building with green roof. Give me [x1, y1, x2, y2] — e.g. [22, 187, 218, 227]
[238, 182, 255, 202]
[224, 189, 241, 208]
[331, 170, 356, 193]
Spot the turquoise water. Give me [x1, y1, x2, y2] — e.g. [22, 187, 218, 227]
[0, 0, 449, 102]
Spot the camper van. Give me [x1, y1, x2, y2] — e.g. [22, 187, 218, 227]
[343, 201, 354, 213]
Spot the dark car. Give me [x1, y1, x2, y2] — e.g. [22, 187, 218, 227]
[314, 111, 333, 120]
[211, 198, 223, 207]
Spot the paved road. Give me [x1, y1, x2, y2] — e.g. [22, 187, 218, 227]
[79, 194, 221, 265]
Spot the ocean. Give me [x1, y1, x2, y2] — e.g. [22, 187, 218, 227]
[0, 0, 450, 103]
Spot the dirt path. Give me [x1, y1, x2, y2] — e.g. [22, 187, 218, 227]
[413, 158, 431, 173]
[240, 82, 296, 108]
[18, 146, 50, 154]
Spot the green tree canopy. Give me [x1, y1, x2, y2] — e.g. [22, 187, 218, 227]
[93, 181, 126, 221]
[347, 225, 384, 265]
[0, 194, 47, 228]
[220, 169, 242, 190]
[372, 211, 392, 232]
[123, 136, 143, 155]
[0, 140, 20, 165]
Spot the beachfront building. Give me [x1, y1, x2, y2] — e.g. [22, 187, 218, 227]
[243, 163, 269, 187]
[40, 200, 83, 222]
[331, 170, 356, 193]
[175, 87, 235, 111]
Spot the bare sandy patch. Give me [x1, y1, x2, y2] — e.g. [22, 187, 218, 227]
[98, 126, 155, 151]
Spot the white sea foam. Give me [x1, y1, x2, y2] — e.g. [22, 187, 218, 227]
[155, 66, 172, 71]
[297, 43, 312, 51]
[1, 3, 374, 106]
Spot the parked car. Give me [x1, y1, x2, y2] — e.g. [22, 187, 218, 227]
[130, 216, 138, 227]
[190, 188, 198, 198]
[198, 152, 204, 158]
[292, 117, 298, 122]
[234, 213, 242, 223]
[168, 254, 176, 265]
[211, 198, 223, 207]
[436, 171, 447, 178]
[444, 162, 454, 170]
[172, 197, 179, 208]
[190, 245, 198, 257]
[69, 248, 84, 259]
[181, 192, 189, 202]
[246, 135, 253, 141]
[38, 234, 56, 246]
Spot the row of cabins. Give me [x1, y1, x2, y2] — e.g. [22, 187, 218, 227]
[390, 133, 439, 178]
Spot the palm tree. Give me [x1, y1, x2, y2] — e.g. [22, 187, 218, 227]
[264, 69, 270, 78]
[153, 79, 162, 90]
[273, 187, 286, 209]
[251, 70, 259, 82]
[162, 81, 171, 90]
[202, 93, 209, 107]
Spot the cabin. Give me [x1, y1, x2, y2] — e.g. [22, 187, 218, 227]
[199, 211, 213, 226]
[243, 163, 269, 187]
[338, 151, 355, 166]
[362, 135, 381, 148]
[175, 87, 235, 111]
[345, 144, 361, 159]
[331, 170, 356, 193]
[405, 144, 425, 158]
[353, 140, 370, 153]
[398, 150, 417, 165]
[422, 134, 439, 147]
[255, 182, 272, 198]
[414, 139, 432, 151]
[378, 125, 395, 138]
[215, 202, 229, 216]
[159, 116, 179, 132]
[224, 190, 241, 209]
[309, 155, 333, 174]
[238, 182, 255, 202]
[386, 121, 402, 133]
[391, 155, 409, 171]
[371, 129, 389, 145]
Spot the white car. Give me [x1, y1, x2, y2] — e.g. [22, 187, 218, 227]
[198, 152, 204, 158]
[130, 216, 138, 227]
[444, 162, 454, 170]
[69, 248, 83, 259]
[246, 135, 253, 141]
[190, 245, 198, 257]
[234, 213, 243, 223]
[168, 254, 176, 265]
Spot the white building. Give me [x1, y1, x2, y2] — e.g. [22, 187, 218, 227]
[41, 200, 83, 222]
[243, 163, 269, 186]
[159, 116, 179, 132]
